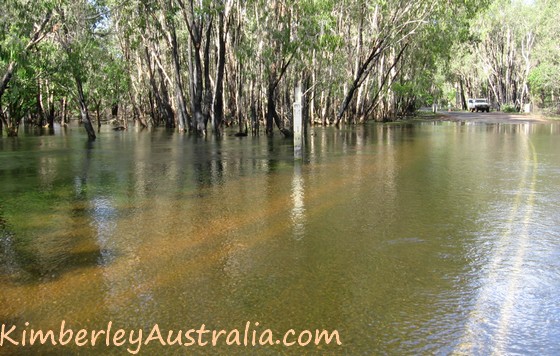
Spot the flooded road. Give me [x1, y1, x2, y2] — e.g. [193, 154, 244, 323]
[442, 109, 550, 124]
[1, 121, 560, 354]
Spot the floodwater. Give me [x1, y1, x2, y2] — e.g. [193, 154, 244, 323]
[1, 121, 559, 355]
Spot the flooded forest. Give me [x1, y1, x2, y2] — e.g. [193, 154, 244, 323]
[1, 0, 559, 139]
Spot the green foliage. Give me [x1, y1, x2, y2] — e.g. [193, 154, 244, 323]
[2, 75, 36, 122]
[296, 0, 341, 53]
[501, 104, 518, 113]
[528, 64, 553, 91]
[446, 0, 560, 111]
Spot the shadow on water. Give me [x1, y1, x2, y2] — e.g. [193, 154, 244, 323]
[0, 210, 114, 285]
[10, 247, 108, 283]
[266, 138, 280, 173]
[20, 124, 56, 137]
[192, 137, 224, 188]
[0, 137, 119, 285]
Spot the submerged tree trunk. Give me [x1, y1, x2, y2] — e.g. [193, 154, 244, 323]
[173, 47, 189, 131]
[74, 76, 96, 140]
[152, 0, 189, 130]
[177, 0, 212, 135]
[36, 78, 46, 127]
[60, 97, 68, 126]
[265, 55, 293, 136]
[266, 81, 291, 137]
[169, 29, 189, 131]
[212, 10, 226, 135]
[336, 40, 385, 125]
[92, 98, 102, 132]
[266, 76, 275, 136]
[156, 66, 175, 128]
[144, 50, 158, 125]
[192, 46, 205, 134]
[112, 103, 119, 121]
[202, 20, 213, 133]
[46, 83, 55, 128]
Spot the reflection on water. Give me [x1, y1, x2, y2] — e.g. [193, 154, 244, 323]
[291, 162, 305, 240]
[1, 122, 560, 354]
[91, 196, 117, 266]
[456, 126, 541, 354]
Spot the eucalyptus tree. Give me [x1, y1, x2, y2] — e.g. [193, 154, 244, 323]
[0, 1, 53, 102]
[386, 0, 481, 115]
[447, 0, 554, 110]
[0, 0, 54, 135]
[109, 0, 176, 128]
[53, 0, 114, 140]
[284, 0, 341, 127]
[211, 0, 235, 135]
[472, 0, 534, 106]
[334, 0, 423, 124]
[86, 48, 131, 130]
[528, 0, 560, 111]
[244, 0, 296, 136]
[151, 0, 190, 131]
[333, 0, 486, 124]
[240, 0, 340, 135]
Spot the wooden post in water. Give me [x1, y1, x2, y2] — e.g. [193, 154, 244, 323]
[293, 84, 303, 159]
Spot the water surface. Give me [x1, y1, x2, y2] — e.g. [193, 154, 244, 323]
[1, 122, 559, 354]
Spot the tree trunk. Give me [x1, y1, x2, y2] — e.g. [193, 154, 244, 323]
[266, 76, 276, 136]
[265, 55, 293, 136]
[36, 78, 46, 127]
[97, 108, 101, 131]
[170, 37, 189, 131]
[112, 103, 119, 121]
[156, 66, 175, 128]
[74, 76, 96, 140]
[94, 99, 102, 132]
[250, 79, 258, 135]
[61, 97, 68, 126]
[335, 40, 384, 125]
[212, 11, 226, 136]
[310, 50, 316, 126]
[178, 0, 212, 135]
[237, 65, 245, 133]
[200, 20, 213, 134]
[0, 62, 16, 102]
[303, 74, 310, 135]
[459, 77, 467, 110]
[193, 47, 205, 134]
[185, 22, 196, 132]
[47, 83, 55, 128]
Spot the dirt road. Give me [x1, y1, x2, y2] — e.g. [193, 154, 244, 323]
[439, 110, 550, 124]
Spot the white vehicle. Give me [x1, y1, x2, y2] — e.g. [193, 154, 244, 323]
[467, 98, 490, 112]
